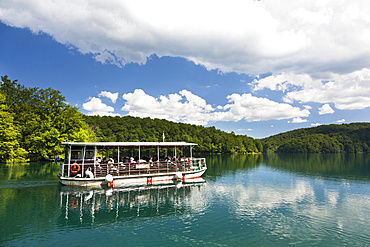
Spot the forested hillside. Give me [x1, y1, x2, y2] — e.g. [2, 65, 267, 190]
[261, 123, 370, 153]
[84, 115, 263, 153]
[3, 74, 368, 161]
[1, 75, 262, 162]
[0, 76, 96, 162]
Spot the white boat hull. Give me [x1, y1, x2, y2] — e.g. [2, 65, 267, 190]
[59, 168, 206, 187]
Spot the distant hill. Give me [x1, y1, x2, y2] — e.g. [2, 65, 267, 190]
[261, 123, 370, 153]
[84, 115, 263, 153]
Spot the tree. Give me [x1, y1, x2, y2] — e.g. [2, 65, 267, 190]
[1, 75, 97, 161]
[0, 90, 28, 162]
[84, 115, 262, 154]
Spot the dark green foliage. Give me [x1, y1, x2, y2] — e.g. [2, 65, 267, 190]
[261, 123, 370, 153]
[0, 75, 96, 162]
[84, 116, 263, 153]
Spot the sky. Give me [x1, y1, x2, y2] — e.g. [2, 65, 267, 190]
[0, 0, 370, 139]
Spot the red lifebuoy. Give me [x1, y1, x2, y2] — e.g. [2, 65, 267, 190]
[71, 163, 80, 174]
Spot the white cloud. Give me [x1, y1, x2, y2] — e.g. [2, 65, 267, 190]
[319, 104, 335, 115]
[215, 93, 310, 122]
[121, 89, 214, 125]
[311, 123, 322, 126]
[336, 119, 345, 123]
[82, 97, 120, 116]
[252, 69, 370, 110]
[99, 91, 119, 103]
[251, 72, 313, 92]
[288, 117, 308, 124]
[1, 1, 370, 76]
[121, 89, 310, 125]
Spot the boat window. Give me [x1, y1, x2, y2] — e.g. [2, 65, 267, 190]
[71, 150, 82, 160]
[85, 150, 94, 159]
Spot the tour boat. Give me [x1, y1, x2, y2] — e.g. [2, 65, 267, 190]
[58, 142, 207, 187]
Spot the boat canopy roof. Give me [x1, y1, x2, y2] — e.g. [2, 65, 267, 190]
[61, 142, 198, 148]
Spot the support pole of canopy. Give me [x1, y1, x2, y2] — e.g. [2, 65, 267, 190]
[117, 146, 120, 176]
[68, 145, 72, 177]
[139, 146, 141, 161]
[118, 146, 120, 164]
[94, 146, 97, 178]
[174, 145, 177, 172]
[63, 147, 67, 177]
[82, 146, 86, 177]
[190, 146, 193, 164]
[157, 146, 159, 163]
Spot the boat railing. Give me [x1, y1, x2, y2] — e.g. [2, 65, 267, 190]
[61, 158, 206, 178]
[191, 158, 206, 170]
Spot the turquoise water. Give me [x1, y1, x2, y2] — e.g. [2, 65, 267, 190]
[0, 154, 369, 246]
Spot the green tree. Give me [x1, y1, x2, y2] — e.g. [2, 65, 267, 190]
[0, 90, 28, 162]
[83, 115, 262, 154]
[1, 75, 97, 161]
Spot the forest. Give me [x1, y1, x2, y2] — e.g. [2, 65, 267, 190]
[261, 123, 370, 153]
[0, 76, 96, 163]
[2, 75, 368, 163]
[0, 76, 262, 163]
[83, 115, 263, 154]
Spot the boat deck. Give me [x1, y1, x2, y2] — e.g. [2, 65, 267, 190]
[60, 159, 205, 178]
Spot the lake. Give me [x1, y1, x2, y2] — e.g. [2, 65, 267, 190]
[0, 153, 369, 246]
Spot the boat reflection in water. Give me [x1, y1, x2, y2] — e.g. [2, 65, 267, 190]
[59, 178, 206, 224]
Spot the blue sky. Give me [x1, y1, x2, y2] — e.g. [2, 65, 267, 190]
[1, 0, 370, 139]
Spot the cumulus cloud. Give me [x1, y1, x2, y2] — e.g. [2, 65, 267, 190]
[1, 0, 370, 76]
[121, 89, 310, 125]
[82, 97, 120, 116]
[215, 93, 310, 122]
[121, 89, 214, 125]
[319, 104, 334, 115]
[2, 0, 369, 122]
[288, 117, 308, 124]
[336, 119, 345, 123]
[99, 91, 119, 103]
[252, 69, 370, 110]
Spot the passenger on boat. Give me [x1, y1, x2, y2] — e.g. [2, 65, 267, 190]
[119, 158, 126, 169]
[129, 157, 135, 167]
[108, 158, 115, 169]
[166, 157, 172, 165]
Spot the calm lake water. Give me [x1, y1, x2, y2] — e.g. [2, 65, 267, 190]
[1, 153, 369, 246]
